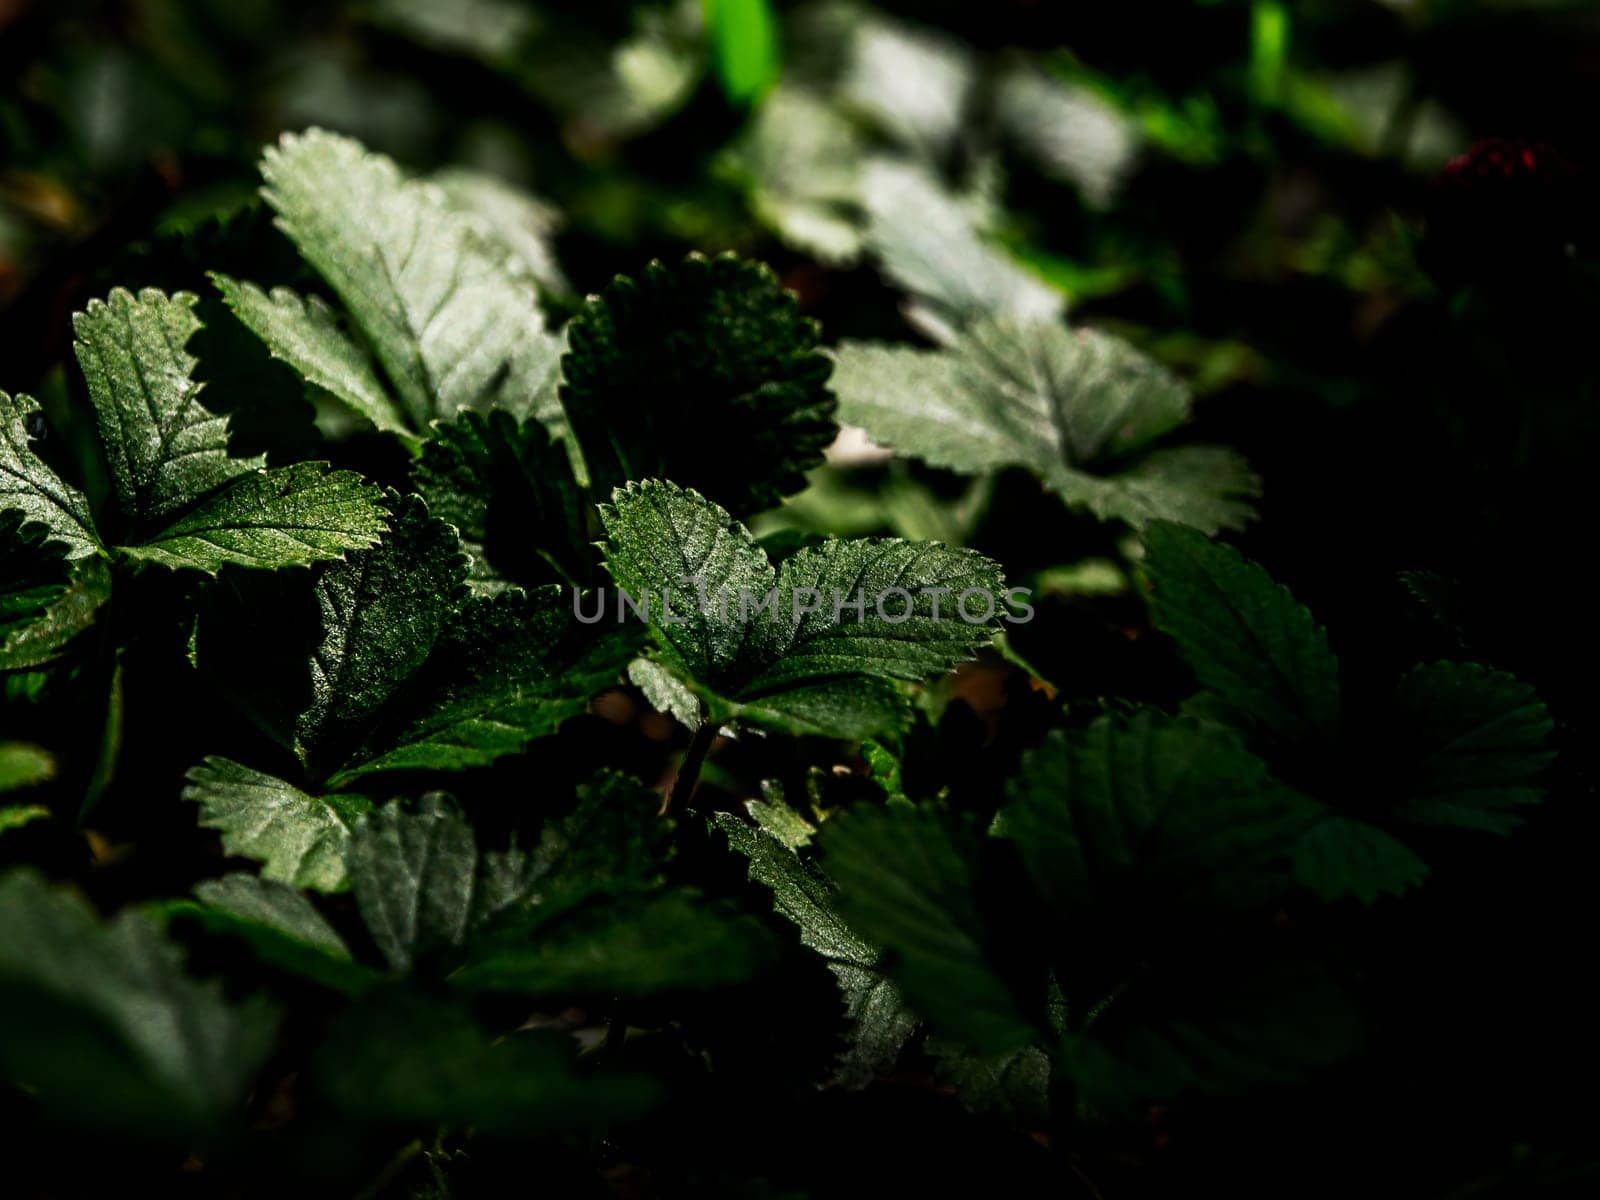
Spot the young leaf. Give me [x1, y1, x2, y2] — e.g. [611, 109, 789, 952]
[998, 714, 1310, 920]
[561, 254, 838, 515]
[820, 805, 1034, 1054]
[1143, 520, 1340, 744]
[0, 391, 100, 558]
[121, 461, 387, 574]
[73, 288, 259, 528]
[261, 128, 563, 427]
[0, 869, 277, 1139]
[831, 321, 1258, 533]
[599, 481, 1000, 739]
[210, 274, 411, 437]
[1391, 661, 1554, 833]
[0, 742, 54, 793]
[184, 757, 371, 892]
[411, 407, 590, 589]
[715, 811, 917, 1087]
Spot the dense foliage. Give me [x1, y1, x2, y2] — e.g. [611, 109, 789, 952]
[2, 2, 1595, 1196]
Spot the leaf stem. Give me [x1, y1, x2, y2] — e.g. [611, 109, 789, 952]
[663, 718, 715, 817]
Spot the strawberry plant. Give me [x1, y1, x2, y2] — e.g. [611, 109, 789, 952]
[1, 3, 1591, 1197]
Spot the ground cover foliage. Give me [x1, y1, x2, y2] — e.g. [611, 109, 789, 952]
[1, 2, 1597, 1196]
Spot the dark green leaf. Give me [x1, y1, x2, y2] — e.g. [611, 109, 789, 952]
[562, 254, 837, 515]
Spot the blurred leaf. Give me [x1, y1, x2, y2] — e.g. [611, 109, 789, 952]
[704, 0, 780, 105]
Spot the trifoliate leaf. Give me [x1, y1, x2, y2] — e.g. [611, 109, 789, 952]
[411, 407, 590, 588]
[859, 160, 1063, 341]
[346, 794, 535, 972]
[72, 288, 259, 527]
[998, 715, 1310, 920]
[0, 391, 100, 558]
[832, 321, 1258, 532]
[294, 495, 469, 777]
[184, 757, 371, 892]
[0, 512, 111, 671]
[311, 990, 661, 1134]
[0, 869, 277, 1139]
[820, 804, 1034, 1054]
[177, 874, 377, 995]
[261, 128, 563, 427]
[210, 274, 410, 437]
[715, 812, 916, 1087]
[599, 481, 1001, 738]
[327, 585, 636, 786]
[1143, 521, 1340, 743]
[1391, 661, 1554, 833]
[562, 254, 838, 516]
[121, 461, 387, 574]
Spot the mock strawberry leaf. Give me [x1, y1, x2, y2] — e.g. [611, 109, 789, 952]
[0, 391, 100, 559]
[0, 511, 110, 671]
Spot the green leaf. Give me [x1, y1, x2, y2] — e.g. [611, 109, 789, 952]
[1143, 521, 1340, 744]
[562, 254, 837, 516]
[72, 288, 259, 527]
[121, 461, 387, 574]
[998, 714, 1310, 919]
[629, 655, 704, 730]
[929, 1039, 1052, 1122]
[1058, 957, 1358, 1107]
[832, 320, 1258, 533]
[820, 805, 1034, 1054]
[1290, 815, 1429, 904]
[1391, 662, 1555, 834]
[210, 273, 410, 437]
[312, 990, 661, 1134]
[0, 742, 54, 793]
[346, 794, 535, 972]
[328, 586, 635, 786]
[431, 166, 571, 300]
[0, 869, 277, 1139]
[411, 407, 589, 588]
[453, 888, 774, 997]
[184, 757, 371, 892]
[859, 160, 1062, 340]
[0, 512, 111, 671]
[703, 0, 779, 105]
[0, 803, 50, 835]
[261, 128, 563, 427]
[599, 481, 999, 736]
[715, 811, 916, 1087]
[294, 495, 469, 777]
[177, 874, 378, 995]
[0, 390, 100, 558]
